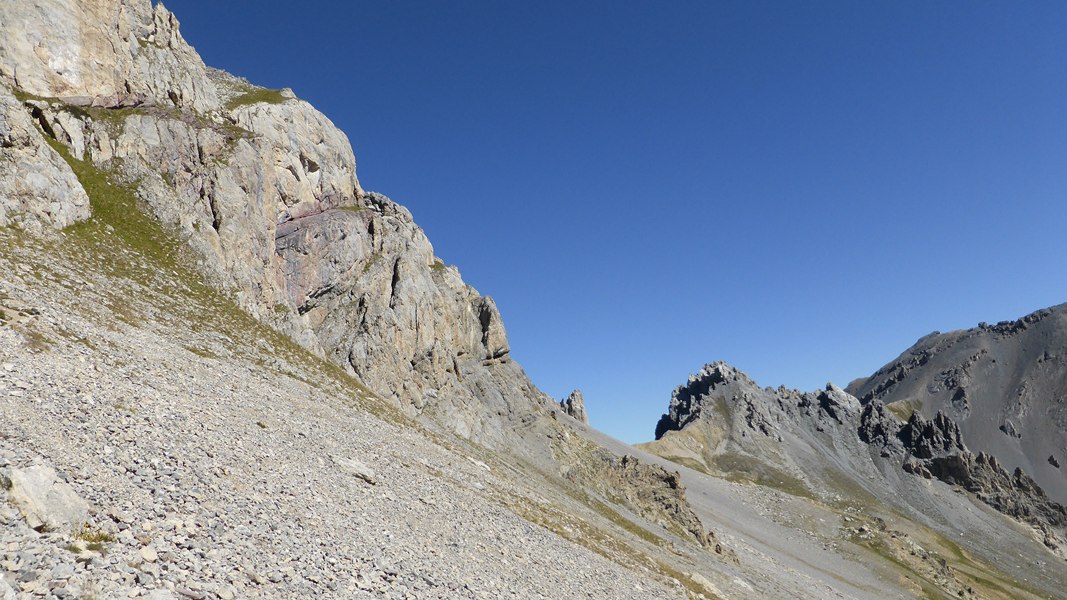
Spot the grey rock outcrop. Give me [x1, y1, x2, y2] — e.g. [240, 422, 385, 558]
[646, 361, 876, 504]
[560, 389, 588, 423]
[654, 361, 861, 444]
[648, 362, 1067, 554]
[858, 401, 904, 456]
[8, 465, 89, 532]
[558, 444, 723, 553]
[602, 454, 718, 550]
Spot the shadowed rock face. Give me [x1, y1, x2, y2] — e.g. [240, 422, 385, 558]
[848, 304, 1067, 503]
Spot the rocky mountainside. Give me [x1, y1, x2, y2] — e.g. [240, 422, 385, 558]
[3, 1, 1067, 599]
[848, 304, 1067, 504]
[643, 360, 1067, 598]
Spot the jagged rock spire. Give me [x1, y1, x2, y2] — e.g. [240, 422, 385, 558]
[560, 389, 588, 424]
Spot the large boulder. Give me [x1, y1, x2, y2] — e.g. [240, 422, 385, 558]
[8, 465, 89, 532]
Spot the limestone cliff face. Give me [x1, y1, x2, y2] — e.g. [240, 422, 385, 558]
[0, 0, 551, 443]
[0, 86, 89, 231]
[0, 0, 218, 111]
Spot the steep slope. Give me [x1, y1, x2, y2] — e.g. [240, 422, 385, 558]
[0, 2, 740, 598]
[0, 0, 555, 447]
[848, 304, 1067, 504]
[0, 230, 688, 599]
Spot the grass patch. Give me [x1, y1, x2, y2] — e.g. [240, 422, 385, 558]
[77, 528, 115, 544]
[184, 345, 218, 360]
[18, 328, 52, 353]
[11, 89, 52, 103]
[225, 87, 288, 111]
[431, 258, 447, 273]
[657, 454, 713, 476]
[855, 537, 945, 600]
[589, 496, 665, 547]
[710, 452, 816, 501]
[502, 489, 721, 599]
[887, 399, 922, 421]
[362, 252, 381, 275]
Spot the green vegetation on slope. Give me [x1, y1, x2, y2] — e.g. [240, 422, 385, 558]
[225, 87, 288, 111]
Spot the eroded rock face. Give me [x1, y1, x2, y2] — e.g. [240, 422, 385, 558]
[8, 465, 89, 532]
[604, 455, 718, 550]
[858, 402, 904, 456]
[653, 361, 861, 444]
[0, 0, 219, 111]
[898, 411, 966, 460]
[560, 446, 723, 553]
[0, 83, 89, 232]
[560, 389, 588, 424]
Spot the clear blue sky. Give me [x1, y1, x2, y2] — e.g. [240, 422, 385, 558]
[166, 1, 1067, 444]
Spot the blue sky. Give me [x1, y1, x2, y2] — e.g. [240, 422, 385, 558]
[166, 1, 1067, 443]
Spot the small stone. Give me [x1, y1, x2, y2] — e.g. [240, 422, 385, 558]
[140, 546, 158, 563]
[331, 456, 376, 485]
[50, 563, 75, 580]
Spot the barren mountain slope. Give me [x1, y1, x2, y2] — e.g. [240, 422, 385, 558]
[642, 362, 1067, 599]
[0, 229, 703, 599]
[848, 304, 1067, 504]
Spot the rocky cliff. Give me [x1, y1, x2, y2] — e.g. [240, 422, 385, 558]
[646, 361, 873, 500]
[0, 0, 553, 446]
